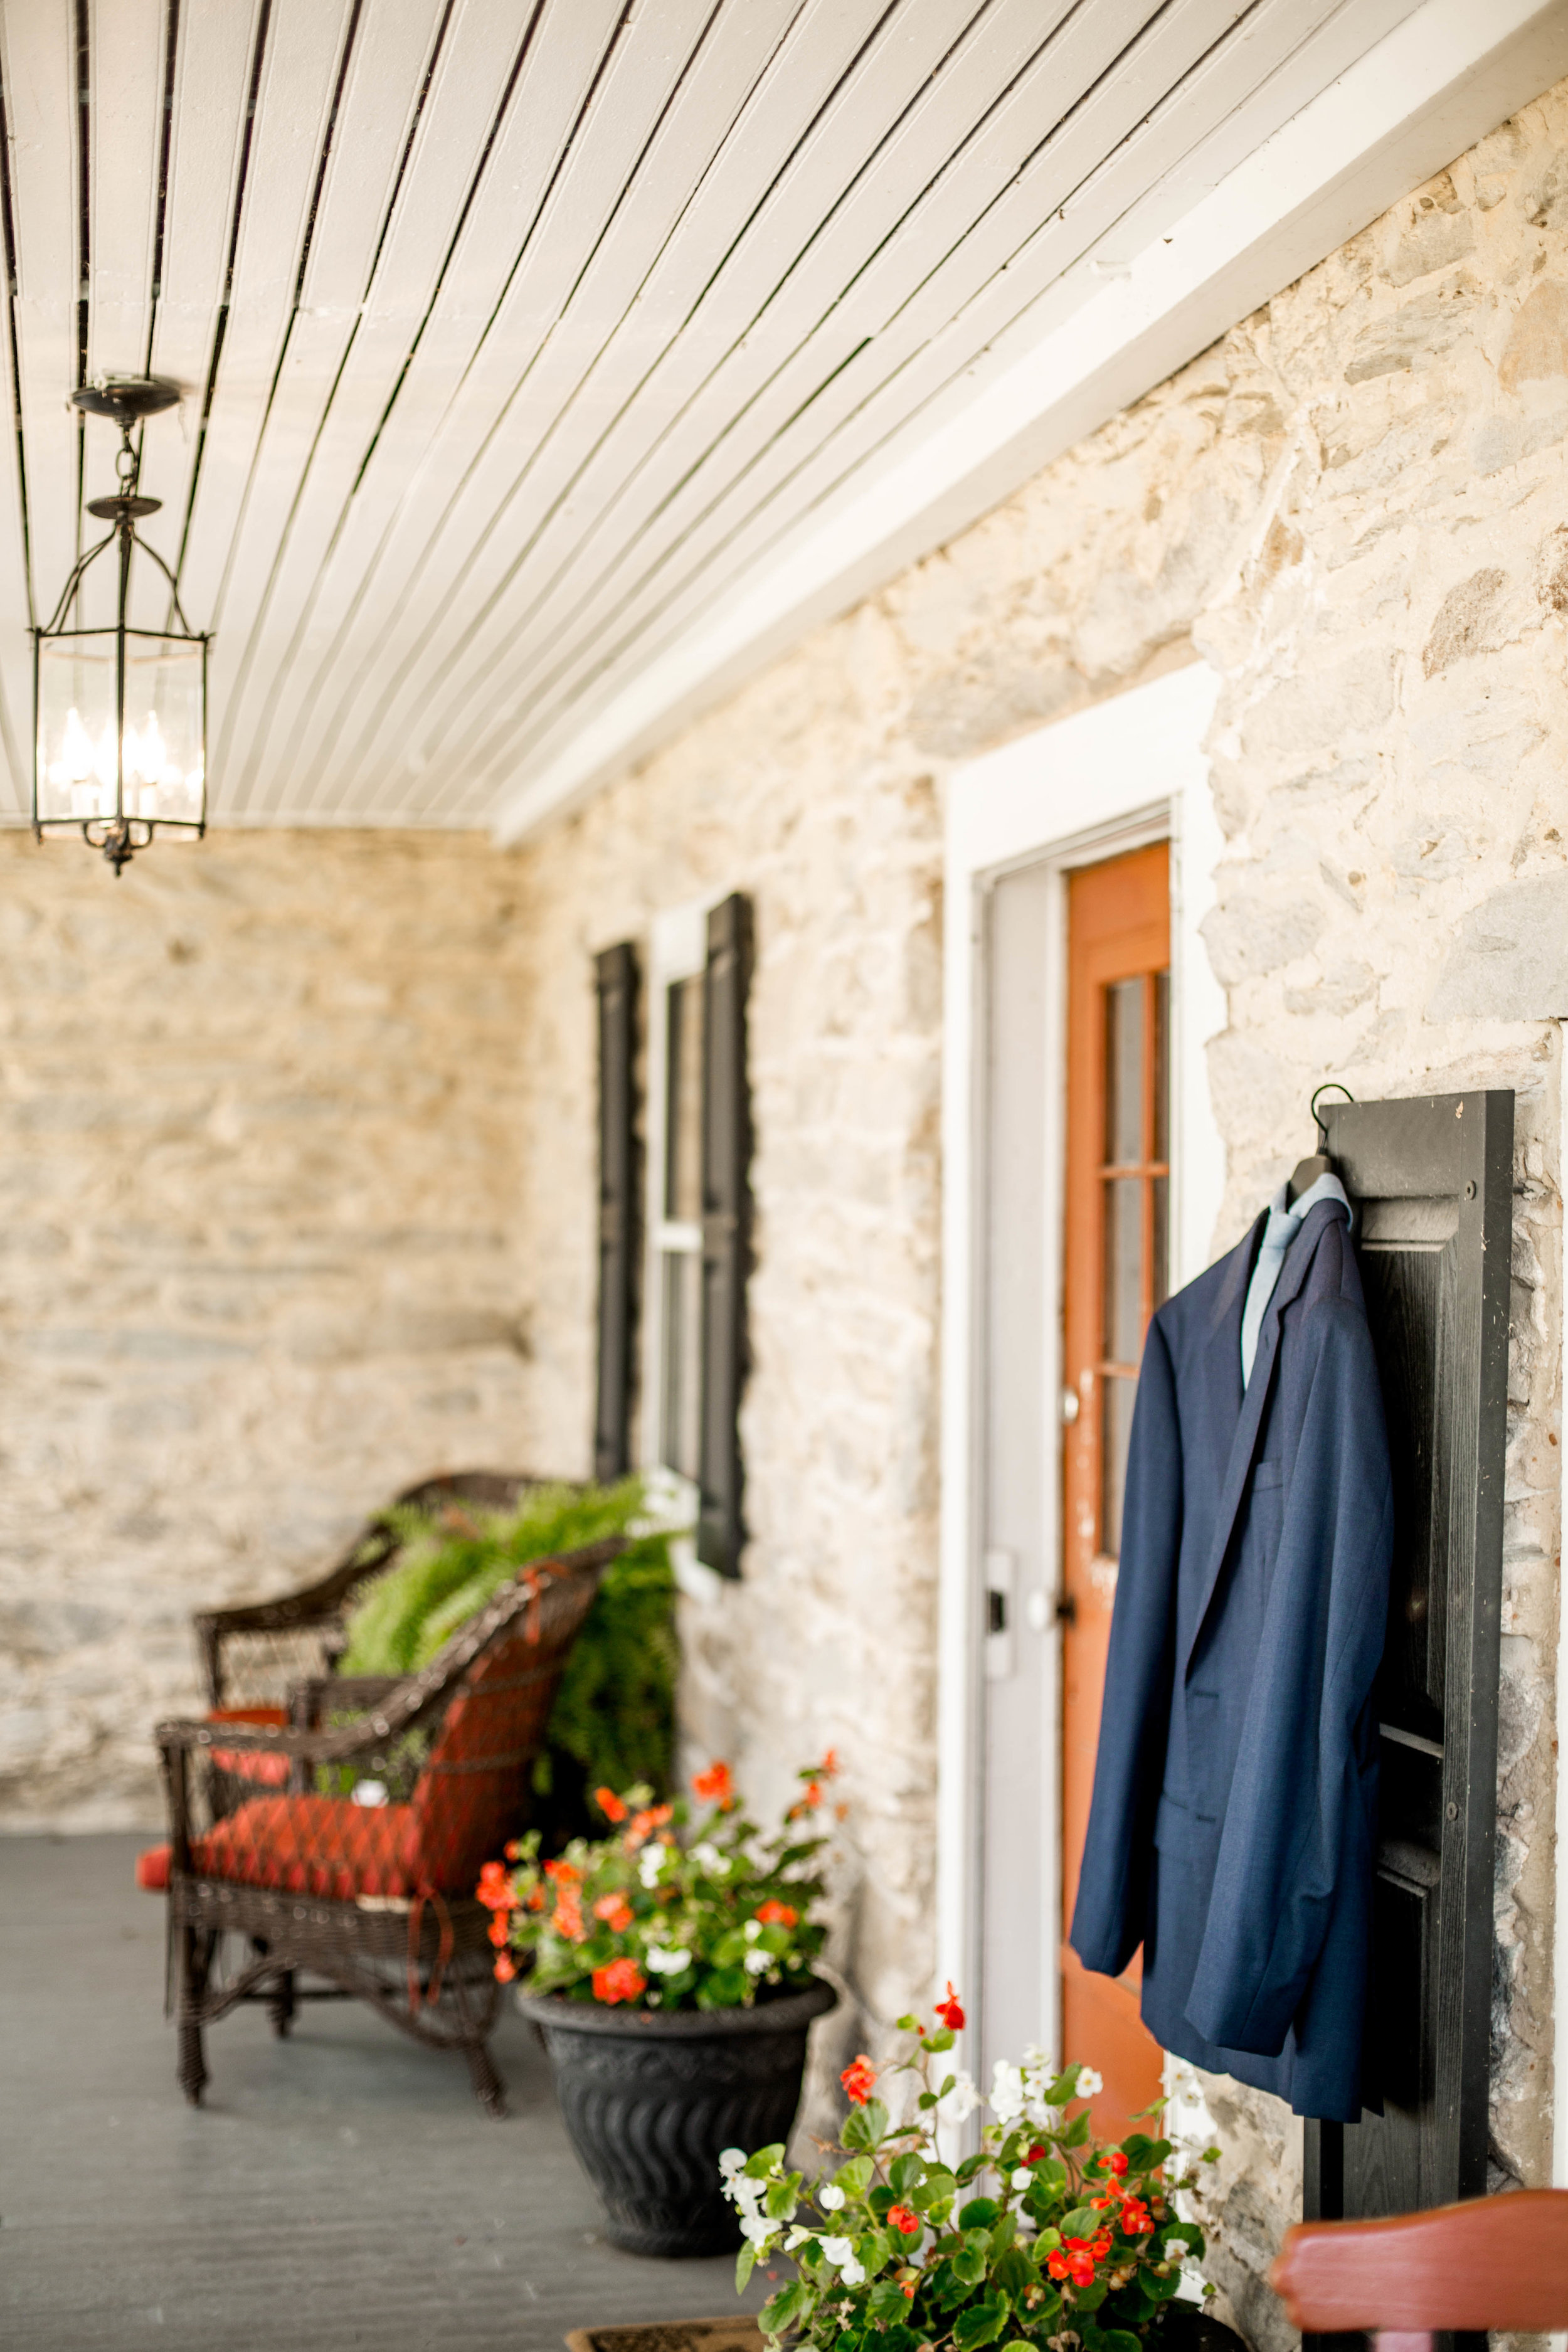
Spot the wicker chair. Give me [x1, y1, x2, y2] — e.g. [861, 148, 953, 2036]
[140, 1472, 617, 2114]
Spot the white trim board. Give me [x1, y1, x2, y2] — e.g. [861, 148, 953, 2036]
[936, 662, 1224, 2069]
[494, 0, 1568, 845]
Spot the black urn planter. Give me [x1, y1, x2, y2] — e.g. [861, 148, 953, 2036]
[517, 1976, 837, 2258]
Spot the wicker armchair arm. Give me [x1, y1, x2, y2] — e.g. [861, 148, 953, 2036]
[156, 1714, 400, 1769]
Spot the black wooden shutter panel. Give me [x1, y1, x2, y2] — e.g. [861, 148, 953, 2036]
[697, 893, 753, 1576]
[1303, 1089, 1512, 2247]
[593, 943, 638, 1483]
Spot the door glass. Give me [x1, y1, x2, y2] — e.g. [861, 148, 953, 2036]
[665, 977, 704, 1222]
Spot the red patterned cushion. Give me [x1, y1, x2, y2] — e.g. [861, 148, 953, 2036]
[207, 1708, 293, 1788]
[193, 1796, 423, 1902]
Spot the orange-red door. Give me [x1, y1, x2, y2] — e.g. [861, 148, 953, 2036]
[1060, 843, 1169, 2141]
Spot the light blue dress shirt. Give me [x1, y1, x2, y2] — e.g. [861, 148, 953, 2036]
[1239, 1172, 1352, 1387]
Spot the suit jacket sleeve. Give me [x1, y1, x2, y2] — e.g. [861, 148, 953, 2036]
[1184, 1294, 1392, 2055]
[1069, 1313, 1182, 1979]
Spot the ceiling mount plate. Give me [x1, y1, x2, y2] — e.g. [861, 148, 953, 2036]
[71, 377, 181, 426]
[85, 492, 162, 522]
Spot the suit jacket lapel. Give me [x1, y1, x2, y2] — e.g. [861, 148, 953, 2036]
[1180, 1199, 1342, 1682]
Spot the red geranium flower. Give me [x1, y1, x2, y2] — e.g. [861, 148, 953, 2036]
[1106, 2151, 1129, 2176]
[1047, 2253, 1071, 2282]
[592, 1957, 647, 2005]
[552, 1894, 585, 1942]
[1026, 2143, 1047, 2163]
[887, 2205, 921, 2235]
[840, 2055, 877, 2106]
[492, 1952, 516, 1983]
[933, 1980, 965, 2032]
[487, 1914, 510, 1949]
[475, 1860, 516, 1912]
[755, 1899, 798, 1927]
[692, 1761, 734, 1808]
[624, 1803, 674, 1851]
[544, 1858, 581, 1885]
[594, 1786, 629, 1824]
[594, 1893, 634, 1933]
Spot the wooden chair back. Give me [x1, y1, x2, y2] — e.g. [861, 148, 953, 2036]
[1270, 2188, 1568, 2351]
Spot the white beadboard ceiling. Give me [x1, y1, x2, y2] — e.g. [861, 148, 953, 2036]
[0, 0, 1562, 838]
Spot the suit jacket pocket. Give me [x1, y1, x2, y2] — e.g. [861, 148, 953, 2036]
[1252, 1457, 1284, 1491]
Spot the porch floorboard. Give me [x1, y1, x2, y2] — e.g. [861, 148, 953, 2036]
[1, 1833, 763, 2351]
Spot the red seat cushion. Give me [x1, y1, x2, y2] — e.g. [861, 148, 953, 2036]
[193, 1795, 423, 1903]
[135, 1845, 171, 1893]
[208, 1707, 292, 1788]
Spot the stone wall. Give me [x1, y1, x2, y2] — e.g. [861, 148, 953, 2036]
[0, 829, 536, 1828]
[501, 82, 1568, 2341]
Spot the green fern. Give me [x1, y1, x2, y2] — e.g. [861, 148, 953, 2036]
[336, 1478, 679, 1806]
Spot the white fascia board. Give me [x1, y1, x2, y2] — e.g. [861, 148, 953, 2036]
[494, 0, 1568, 847]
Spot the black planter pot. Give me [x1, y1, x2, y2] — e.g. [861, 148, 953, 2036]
[517, 1976, 838, 2258]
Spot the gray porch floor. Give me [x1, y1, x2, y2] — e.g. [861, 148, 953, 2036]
[2, 1833, 765, 2352]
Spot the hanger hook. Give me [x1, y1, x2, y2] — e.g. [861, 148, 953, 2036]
[1310, 1081, 1355, 1146]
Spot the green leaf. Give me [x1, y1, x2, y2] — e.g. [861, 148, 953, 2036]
[760, 2284, 807, 2335]
[958, 2198, 999, 2229]
[1098, 2330, 1142, 2352]
[952, 2245, 987, 2287]
[867, 2281, 911, 2324]
[994, 2247, 1034, 2296]
[842, 2097, 888, 2149]
[1046, 2069, 1081, 2106]
[956, 2154, 988, 2183]
[1074, 2282, 1108, 2311]
[868, 2188, 896, 2220]
[834, 2156, 874, 2196]
[889, 2153, 925, 2196]
[1061, 2112, 1092, 2147]
[1163, 2222, 1204, 2254]
[1060, 2207, 1099, 2239]
[953, 2295, 1012, 2349]
[923, 2026, 955, 2053]
[896, 2013, 921, 2031]
[744, 2145, 786, 2177]
[736, 2243, 757, 2294]
[763, 2175, 800, 2220]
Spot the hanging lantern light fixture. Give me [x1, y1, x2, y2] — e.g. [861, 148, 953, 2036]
[33, 377, 209, 874]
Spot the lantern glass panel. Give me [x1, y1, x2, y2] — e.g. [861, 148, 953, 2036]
[35, 630, 204, 829]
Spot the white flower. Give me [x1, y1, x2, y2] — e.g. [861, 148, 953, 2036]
[784, 2226, 814, 2250]
[990, 2060, 1025, 2123]
[938, 2067, 980, 2123]
[692, 1841, 726, 1872]
[820, 2236, 866, 2284]
[638, 1845, 666, 1888]
[818, 2185, 845, 2211]
[1011, 2168, 1032, 2190]
[718, 2149, 746, 2180]
[741, 2215, 778, 2249]
[744, 1947, 771, 1974]
[351, 1779, 388, 1808]
[1165, 2237, 1189, 2262]
[730, 2176, 766, 2217]
[645, 1945, 691, 1974]
[1076, 2067, 1104, 2097]
[743, 1919, 762, 1942]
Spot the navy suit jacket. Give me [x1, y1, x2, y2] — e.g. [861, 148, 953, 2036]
[1069, 1198, 1392, 2121]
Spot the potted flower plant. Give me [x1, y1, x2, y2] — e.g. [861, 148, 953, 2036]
[720, 1997, 1228, 2352]
[480, 1756, 840, 2257]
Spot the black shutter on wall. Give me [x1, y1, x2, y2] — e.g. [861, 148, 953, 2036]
[696, 893, 753, 1576]
[593, 943, 639, 1484]
[1303, 1090, 1512, 2256]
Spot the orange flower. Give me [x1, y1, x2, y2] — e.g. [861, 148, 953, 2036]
[820, 1749, 839, 1777]
[887, 2204, 920, 2235]
[840, 2054, 877, 2106]
[526, 1885, 546, 1911]
[552, 1894, 585, 1942]
[755, 1899, 798, 1927]
[594, 1893, 634, 1933]
[493, 1952, 516, 1983]
[623, 1803, 674, 1851]
[593, 1957, 647, 2005]
[594, 1786, 629, 1823]
[475, 1860, 516, 1912]
[933, 1980, 965, 2031]
[692, 1761, 734, 1808]
[544, 1858, 581, 1885]
[487, 1914, 511, 1949]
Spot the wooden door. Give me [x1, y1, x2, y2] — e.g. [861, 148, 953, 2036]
[1060, 844, 1168, 2140]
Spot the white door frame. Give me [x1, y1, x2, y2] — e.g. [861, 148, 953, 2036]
[935, 662, 1226, 2067]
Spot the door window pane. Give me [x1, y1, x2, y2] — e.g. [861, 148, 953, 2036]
[1100, 1374, 1137, 1558]
[1153, 970, 1169, 1163]
[665, 977, 704, 1222]
[1103, 1177, 1143, 1364]
[1104, 978, 1144, 1164]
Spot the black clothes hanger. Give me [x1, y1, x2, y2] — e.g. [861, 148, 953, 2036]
[1287, 1083, 1355, 1205]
